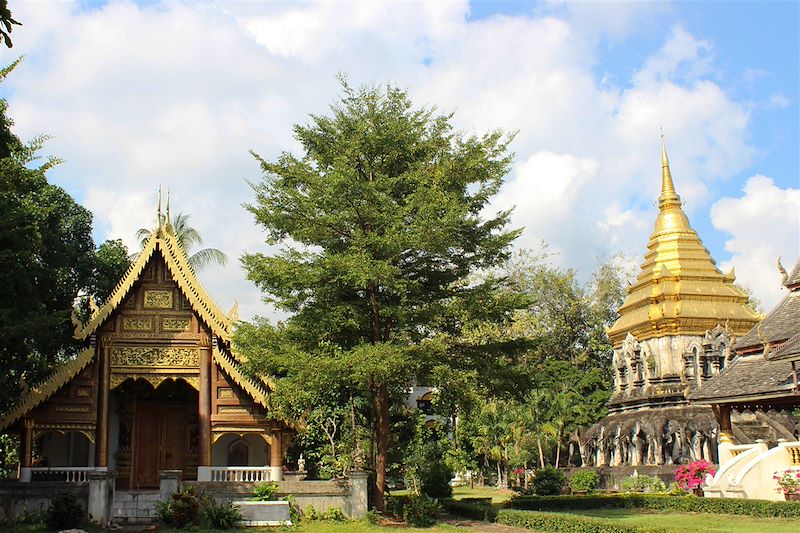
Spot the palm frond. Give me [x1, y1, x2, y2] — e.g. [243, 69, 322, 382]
[189, 248, 227, 270]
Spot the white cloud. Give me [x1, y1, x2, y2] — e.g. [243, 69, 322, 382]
[711, 176, 800, 310]
[1, 1, 783, 317]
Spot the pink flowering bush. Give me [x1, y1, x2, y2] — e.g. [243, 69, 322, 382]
[675, 460, 716, 491]
[773, 469, 800, 495]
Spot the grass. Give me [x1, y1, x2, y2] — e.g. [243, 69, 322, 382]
[568, 508, 800, 533]
[451, 484, 513, 504]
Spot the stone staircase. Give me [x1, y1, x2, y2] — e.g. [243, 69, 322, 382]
[113, 490, 160, 524]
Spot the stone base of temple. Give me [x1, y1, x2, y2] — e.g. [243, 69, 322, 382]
[564, 464, 679, 492]
[577, 404, 799, 468]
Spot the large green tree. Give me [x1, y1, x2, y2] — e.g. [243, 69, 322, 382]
[238, 80, 519, 508]
[0, 62, 129, 414]
[0, 62, 95, 411]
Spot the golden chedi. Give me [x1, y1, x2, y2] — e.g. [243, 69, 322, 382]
[579, 136, 760, 471]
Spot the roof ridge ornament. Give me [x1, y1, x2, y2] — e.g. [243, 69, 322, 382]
[777, 256, 788, 286]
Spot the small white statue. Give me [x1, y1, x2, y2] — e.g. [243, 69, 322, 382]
[298, 454, 306, 473]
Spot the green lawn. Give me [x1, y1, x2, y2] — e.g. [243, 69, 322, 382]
[568, 508, 800, 533]
[451, 484, 514, 504]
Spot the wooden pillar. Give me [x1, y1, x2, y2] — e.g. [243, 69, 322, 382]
[198, 336, 212, 467]
[22, 418, 33, 468]
[95, 336, 111, 468]
[270, 430, 283, 481]
[718, 404, 733, 444]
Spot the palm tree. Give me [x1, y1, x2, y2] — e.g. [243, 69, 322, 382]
[134, 212, 227, 270]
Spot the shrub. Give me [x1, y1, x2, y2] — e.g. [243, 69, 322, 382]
[570, 470, 599, 493]
[532, 466, 566, 496]
[155, 486, 201, 528]
[774, 468, 800, 495]
[674, 459, 715, 491]
[202, 500, 242, 530]
[252, 481, 280, 501]
[620, 474, 667, 493]
[497, 508, 670, 533]
[285, 495, 302, 524]
[386, 494, 410, 517]
[304, 505, 318, 520]
[320, 507, 346, 521]
[508, 493, 800, 518]
[403, 494, 440, 528]
[421, 460, 454, 498]
[46, 493, 84, 530]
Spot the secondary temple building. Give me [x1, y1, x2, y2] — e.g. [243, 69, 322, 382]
[0, 213, 292, 489]
[690, 260, 800, 500]
[579, 138, 764, 469]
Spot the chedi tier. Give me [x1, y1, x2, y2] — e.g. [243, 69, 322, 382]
[576, 137, 770, 468]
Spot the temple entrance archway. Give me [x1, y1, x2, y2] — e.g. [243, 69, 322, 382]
[115, 378, 198, 489]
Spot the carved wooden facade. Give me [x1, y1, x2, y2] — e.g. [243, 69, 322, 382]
[0, 220, 290, 487]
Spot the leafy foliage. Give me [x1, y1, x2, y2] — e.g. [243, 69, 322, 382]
[403, 416, 453, 498]
[90, 239, 131, 304]
[403, 494, 440, 528]
[531, 466, 567, 496]
[570, 470, 600, 493]
[238, 79, 520, 508]
[202, 500, 242, 530]
[621, 474, 667, 493]
[135, 211, 227, 270]
[252, 481, 279, 501]
[0, 61, 100, 413]
[45, 493, 84, 530]
[508, 493, 800, 517]
[155, 486, 201, 528]
[0, 1, 20, 48]
[674, 460, 715, 491]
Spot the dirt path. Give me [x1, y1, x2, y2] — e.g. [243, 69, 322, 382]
[441, 516, 534, 533]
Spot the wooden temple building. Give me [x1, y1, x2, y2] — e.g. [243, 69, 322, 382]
[690, 259, 800, 499]
[0, 208, 292, 488]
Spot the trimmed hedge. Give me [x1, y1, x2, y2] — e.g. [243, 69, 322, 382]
[509, 494, 800, 518]
[442, 502, 669, 532]
[497, 509, 670, 533]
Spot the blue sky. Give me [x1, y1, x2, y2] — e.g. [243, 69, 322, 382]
[0, 1, 798, 317]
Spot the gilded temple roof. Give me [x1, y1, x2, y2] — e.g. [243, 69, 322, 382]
[0, 204, 281, 432]
[607, 137, 760, 346]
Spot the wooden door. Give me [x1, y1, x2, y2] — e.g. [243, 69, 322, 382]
[132, 404, 161, 488]
[132, 403, 187, 488]
[162, 408, 187, 471]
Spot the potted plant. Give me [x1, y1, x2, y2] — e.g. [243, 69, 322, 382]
[773, 468, 800, 501]
[674, 460, 716, 496]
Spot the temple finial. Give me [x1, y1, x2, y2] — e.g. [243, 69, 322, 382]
[658, 130, 680, 209]
[157, 185, 162, 226]
[166, 188, 171, 226]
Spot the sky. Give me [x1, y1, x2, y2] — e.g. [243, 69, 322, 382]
[0, 0, 798, 320]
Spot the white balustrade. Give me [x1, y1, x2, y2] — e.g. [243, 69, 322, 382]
[208, 466, 272, 482]
[28, 466, 93, 483]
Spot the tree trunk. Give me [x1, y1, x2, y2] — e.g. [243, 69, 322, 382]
[555, 440, 561, 469]
[496, 461, 502, 489]
[537, 437, 545, 468]
[373, 383, 389, 511]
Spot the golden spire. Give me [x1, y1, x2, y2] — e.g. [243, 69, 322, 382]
[654, 132, 691, 234]
[606, 134, 760, 345]
[659, 130, 680, 208]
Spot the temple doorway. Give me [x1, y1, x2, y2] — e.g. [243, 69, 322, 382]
[115, 378, 199, 489]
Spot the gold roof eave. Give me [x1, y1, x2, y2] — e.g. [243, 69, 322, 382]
[74, 224, 233, 343]
[607, 135, 760, 346]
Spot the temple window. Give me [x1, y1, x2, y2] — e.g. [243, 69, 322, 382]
[227, 440, 249, 466]
[416, 391, 433, 414]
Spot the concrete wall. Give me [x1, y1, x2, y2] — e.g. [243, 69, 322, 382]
[192, 475, 368, 518]
[0, 481, 88, 523]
